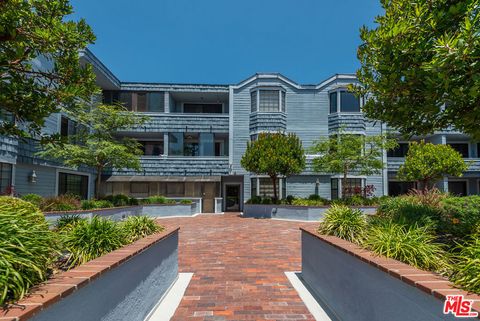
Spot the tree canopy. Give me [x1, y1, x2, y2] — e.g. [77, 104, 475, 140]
[311, 131, 397, 197]
[398, 141, 468, 190]
[39, 105, 148, 198]
[0, 0, 97, 140]
[241, 132, 306, 201]
[356, 0, 480, 139]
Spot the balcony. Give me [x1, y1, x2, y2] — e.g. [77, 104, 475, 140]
[111, 156, 229, 176]
[119, 113, 230, 134]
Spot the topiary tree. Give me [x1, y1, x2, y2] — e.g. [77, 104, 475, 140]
[398, 141, 468, 191]
[311, 130, 397, 197]
[0, 0, 97, 140]
[355, 0, 480, 139]
[241, 132, 306, 201]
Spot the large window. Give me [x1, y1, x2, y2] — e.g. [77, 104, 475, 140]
[449, 143, 469, 158]
[103, 91, 164, 112]
[389, 181, 415, 196]
[331, 178, 363, 199]
[387, 143, 409, 157]
[58, 173, 88, 199]
[340, 91, 360, 112]
[168, 132, 228, 157]
[0, 163, 12, 194]
[251, 89, 285, 112]
[449, 181, 467, 196]
[184, 103, 223, 114]
[329, 92, 337, 113]
[139, 140, 164, 156]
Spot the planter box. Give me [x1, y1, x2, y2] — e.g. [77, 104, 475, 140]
[2, 228, 179, 321]
[243, 204, 377, 221]
[300, 228, 480, 321]
[141, 204, 195, 217]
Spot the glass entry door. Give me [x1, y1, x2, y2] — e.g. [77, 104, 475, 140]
[225, 184, 240, 212]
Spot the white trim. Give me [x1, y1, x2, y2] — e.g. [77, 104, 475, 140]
[284, 272, 332, 321]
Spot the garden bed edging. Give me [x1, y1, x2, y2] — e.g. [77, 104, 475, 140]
[243, 204, 377, 221]
[1, 227, 180, 321]
[300, 227, 480, 321]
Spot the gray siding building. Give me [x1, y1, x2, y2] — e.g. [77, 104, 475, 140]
[1, 49, 479, 211]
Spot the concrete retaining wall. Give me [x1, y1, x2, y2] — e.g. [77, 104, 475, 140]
[30, 230, 179, 321]
[243, 204, 377, 221]
[301, 230, 458, 321]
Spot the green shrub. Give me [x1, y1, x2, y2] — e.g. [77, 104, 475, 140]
[337, 195, 377, 206]
[103, 194, 130, 207]
[285, 195, 295, 204]
[81, 199, 114, 210]
[121, 216, 163, 243]
[40, 194, 81, 212]
[377, 196, 440, 228]
[21, 193, 43, 207]
[0, 197, 57, 304]
[308, 194, 322, 201]
[246, 196, 262, 204]
[144, 195, 168, 204]
[450, 235, 480, 293]
[55, 214, 87, 231]
[129, 197, 139, 206]
[291, 198, 325, 206]
[319, 205, 367, 243]
[61, 216, 125, 268]
[180, 199, 192, 205]
[364, 221, 446, 271]
[440, 196, 480, 237]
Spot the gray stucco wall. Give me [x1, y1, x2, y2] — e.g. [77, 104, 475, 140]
[31, 230, 178, 321]
[301, 231, 466, 321]
[243, 204, 376, 221]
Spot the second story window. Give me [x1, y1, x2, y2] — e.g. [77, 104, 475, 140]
[387, 143, 409, 157]
[60, 116, 78, 138]
[329, 89, 361, 113]
[103, 91, 164, 112]
[449, 143, 469, 158]
[251, 89, 286, 113]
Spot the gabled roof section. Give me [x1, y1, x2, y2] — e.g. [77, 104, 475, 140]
[79, 48, 121, 90]
[232, 73, 358, 90]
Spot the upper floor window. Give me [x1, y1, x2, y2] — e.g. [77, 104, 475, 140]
[139, 140, 164, 156]
[387, 143, 409, 157]
[103, 91, 164, 112]
[183, 103, 223, 114]
[251, 89, 286, 113]
[0, 162, 12, 194]
[449, 143, 469, 158]
[329, 89, 361, 113]
[60, 116, 78, 138]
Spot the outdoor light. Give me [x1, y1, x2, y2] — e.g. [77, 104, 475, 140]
[28, 170, 37, 183]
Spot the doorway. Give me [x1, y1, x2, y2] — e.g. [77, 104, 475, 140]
[225, 184, 241, 212]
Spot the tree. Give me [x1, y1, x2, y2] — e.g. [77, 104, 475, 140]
[0, 0, 97, 140]
[356, 0, 480, 139]
[398, 141, 468, 191]
[241, 132, 306, 201]
[311, 131, 397, 198]
[39, 105, 148, 198]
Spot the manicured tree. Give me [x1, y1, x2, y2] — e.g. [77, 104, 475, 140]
[0, 0, 97, 140]
[311, 130, 397, 197]
[398, 141, 468, 191]
[241, 132, 306, 201]
[355, 0, 480, 139]
[39, 105, 147, 198]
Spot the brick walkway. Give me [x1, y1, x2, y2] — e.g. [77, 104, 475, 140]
[160, 213, 318, 321]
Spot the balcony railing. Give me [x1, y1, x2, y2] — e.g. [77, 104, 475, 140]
[119, 114, 230, 133]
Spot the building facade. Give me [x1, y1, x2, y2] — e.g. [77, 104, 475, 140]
[1, 49, 479, 211]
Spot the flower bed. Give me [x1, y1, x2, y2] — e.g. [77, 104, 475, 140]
[1, 228, 179, 321]
[300, 227, 480, 321]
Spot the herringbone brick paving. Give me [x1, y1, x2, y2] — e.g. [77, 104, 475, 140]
[159, 213, 318, 321]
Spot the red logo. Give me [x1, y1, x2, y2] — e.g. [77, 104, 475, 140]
[443, 295, 478, 318]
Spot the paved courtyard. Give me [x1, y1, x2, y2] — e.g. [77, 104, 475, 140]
[159, 213, 318, 321]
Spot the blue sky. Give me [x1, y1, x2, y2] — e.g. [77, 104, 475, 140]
[70, 0, 383, 85]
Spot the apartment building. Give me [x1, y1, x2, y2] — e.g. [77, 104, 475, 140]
[1, 49, 479, 212]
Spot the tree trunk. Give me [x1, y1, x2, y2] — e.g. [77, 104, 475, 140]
[271, 175, 278, 202]
[95, 166, 103, 199]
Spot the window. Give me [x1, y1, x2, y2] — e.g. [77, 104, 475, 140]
[258, 178, 282, 198]
[251, 91, 257, 112]
[449, 181, 467, 196]
[136, 93, 147, 112]
[184, 103, 223, 114]
[281, 91, 286, 112]
[389, 181, 415, 196]
[60, 116, 79, 140]
[106, 91, 164, 112]
[184, 133, 199, 156]
[0, 163, 12, 194]
[139, 141, 164, 156]
[168, 132, 228, 157]
[329, 92, 337, 113]
[148, 92, 164, 112]
[259, 90, 280, 112]
[102, 90, 119, 104]
[58, 173, 88, 199]
[340, 91, 360, 112]
[119, 92, 133, 110]
[168, 133, 184, 156]
[387, 143, 409, 157]
[331, 178, 339, 200]
[449, 143, 469, 158]
[251, 178, 257, 197]
[343, 178, 363, 197]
